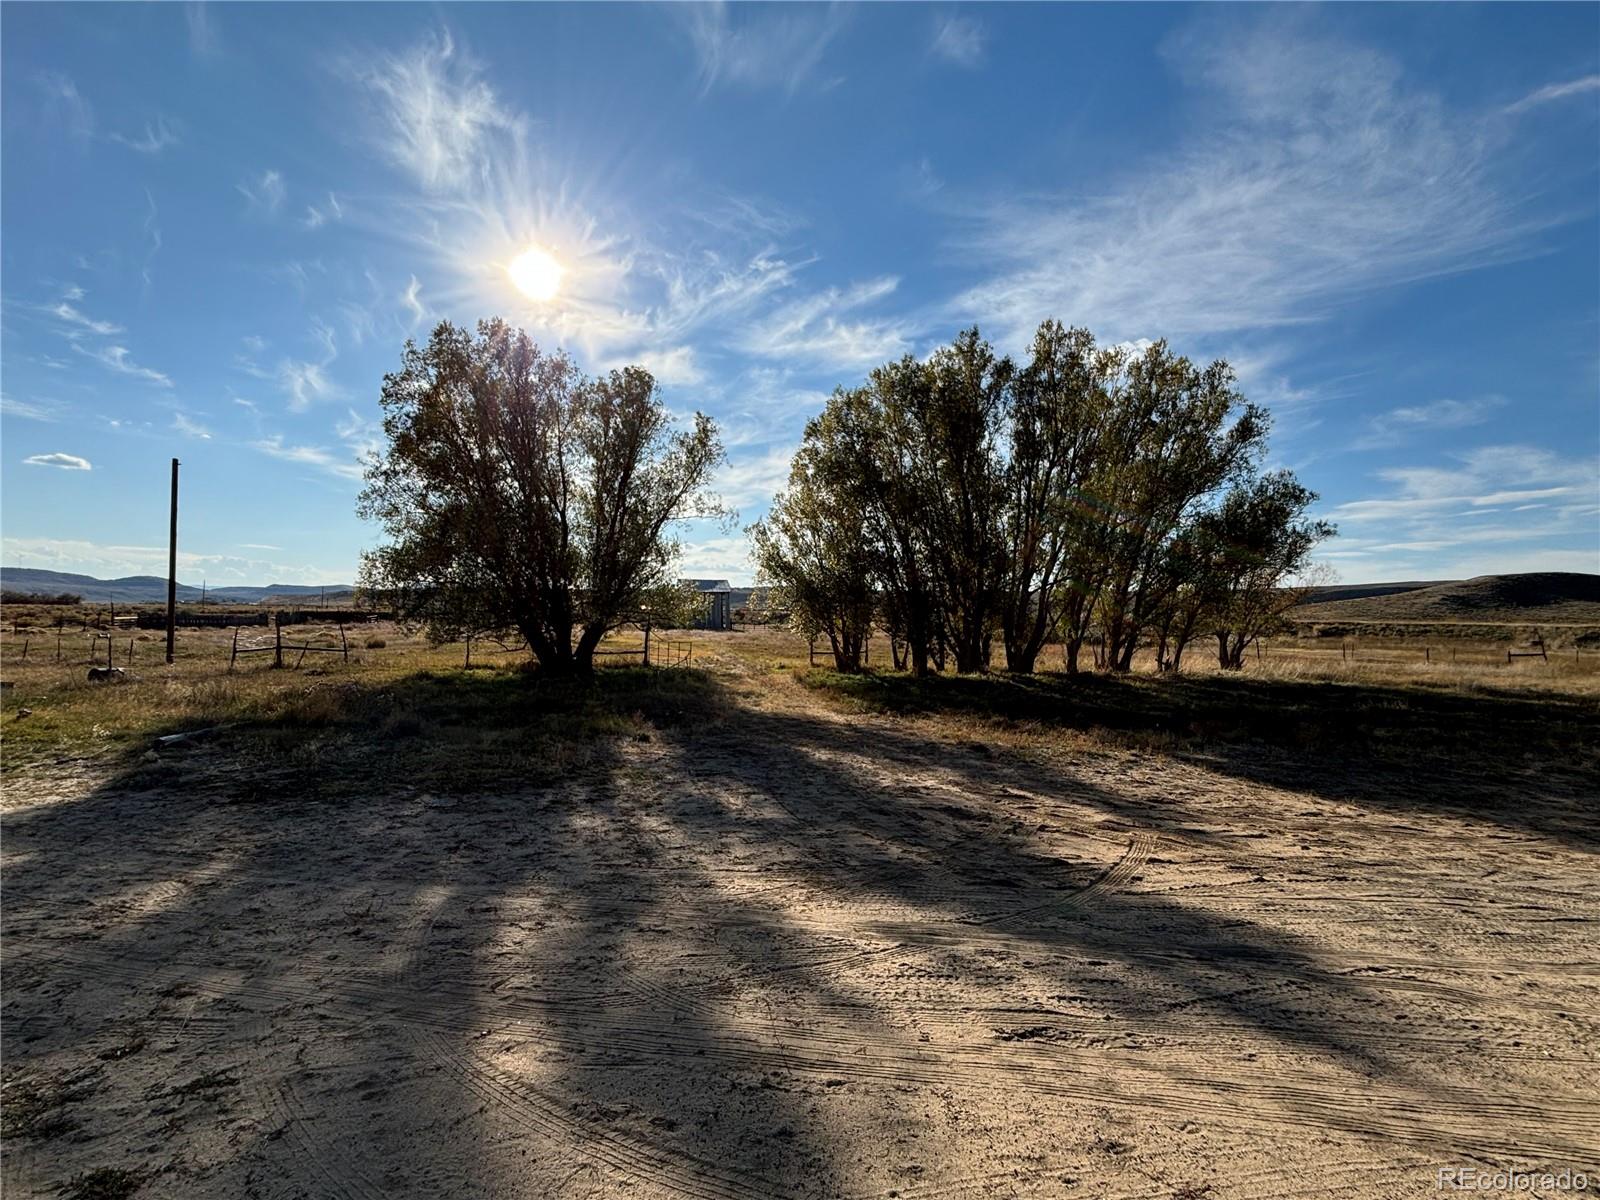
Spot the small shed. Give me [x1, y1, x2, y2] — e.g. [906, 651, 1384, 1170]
[683, 578, 734, 630]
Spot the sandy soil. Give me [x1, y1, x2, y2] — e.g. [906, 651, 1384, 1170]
[4, 656, 1597, 1198]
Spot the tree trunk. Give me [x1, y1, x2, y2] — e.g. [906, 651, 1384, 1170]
[1064, 636, 1082, 674]
[1007, 643, 1039, 674]
[909, 641, 930, 677]
[571, 622, 607, 674]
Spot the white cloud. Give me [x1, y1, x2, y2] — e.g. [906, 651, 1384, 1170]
[252, 434, 365, 481]
[111, 117, 180, 154]
[335, 407, 382, 462]
[340, 28, 897, 389]
[1, 395, 64, 422]
[953, 25, 1548, 349]
[400, 275, 426, 329]
[1504, 74, 1600, 116]
[713, 442, 800, 512]
[675, 3, 848, 94]
[606, 345, 704, 387]
[347, 30, 520, 192]
[301, 193, 343, 229]
[1318, 444, 1598, 580]
[46, 301, 123, 336]
[742, 276, 911, 369]
[236, 169, 287, 215]
[24, 452, 92, 471]
[72, 343, 173, 387]
[280, 361, 336, 411]
[1357, 396, 1505, 448]
[186, 3, 220, 57]
[37, 72, 93, 139]
[141, 189, 162, 293]
[278, 323, 340, 411]
[675, 532, 757, 582]
[173, 412, 212, 439]
[930, 15, 986, 68]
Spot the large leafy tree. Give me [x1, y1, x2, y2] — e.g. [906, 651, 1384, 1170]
[919, 329, 1013, 673]
[1093, 343, 1268, 672]
[750, 406, 875, 672]
[1199, 471, 1334, 669]
[358, 319, 724, 675]
[999, 321, 1111, 673]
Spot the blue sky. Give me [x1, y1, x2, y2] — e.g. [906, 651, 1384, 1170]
[3, 2, 1597, 586]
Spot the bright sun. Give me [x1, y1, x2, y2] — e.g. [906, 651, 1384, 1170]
[507, 245, 565, 302]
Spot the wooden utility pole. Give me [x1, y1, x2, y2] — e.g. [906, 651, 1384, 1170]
[165, 457, 180, 664]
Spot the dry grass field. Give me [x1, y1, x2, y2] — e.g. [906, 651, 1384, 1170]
[3, 617, 1597, 1199]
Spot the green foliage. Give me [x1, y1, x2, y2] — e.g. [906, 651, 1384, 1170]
[358, 320, 724, 675]
[634, 579, 704, 630]
[750, 404, 876, 670]
[755, 320, 1331, 676]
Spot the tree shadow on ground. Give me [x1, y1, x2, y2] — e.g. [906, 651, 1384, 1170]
[803, 667, 1600, 849]
[3, 662, 1593, 1196]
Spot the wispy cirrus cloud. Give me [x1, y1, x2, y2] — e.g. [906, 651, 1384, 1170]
[1504, 74, 1600, 116]
[399, 275, 426, 329]
[236, 169, 286, 215]
[185, 3, 220, 57]
[1328, 445, 1596, 527]
[741, 276, 912, 369]
[37, 72, 94, 139]
[46, 301, 123, 337]
[1319, 444, 1599, 579]
[277, 323, 340, 411]
[24, 452, 92, 471]
[1, 394, 65, 422]
[301, 193, 343, 230]
[71, 343, 173, 387]
[172, 412, 212, 439]
[346, 30, 521, 192]
[930, 15, 986, 68]
[111, 117, 180, 154]
[1355, 396, 1506, 449]
[674, 3, 849, 95]
[339, 30, 879, 379]
[252, 434, 365, 481]
[953, 25, 1551, 351]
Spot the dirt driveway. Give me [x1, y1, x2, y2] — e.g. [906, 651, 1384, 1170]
[4, 660, 1597, 1198]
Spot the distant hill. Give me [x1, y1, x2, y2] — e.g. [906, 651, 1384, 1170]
[0, 567, 354, 606]
[1294, 573, 1600, 626]
[1294, 580, 1453, 605]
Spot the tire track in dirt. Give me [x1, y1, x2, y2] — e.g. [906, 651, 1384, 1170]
[410, 1028, 802, 1200]
[21, 913, 1600, 1181]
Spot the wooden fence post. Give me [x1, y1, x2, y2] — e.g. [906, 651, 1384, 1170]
[274, 617, 283, 670]
[230, 628, 239, 672]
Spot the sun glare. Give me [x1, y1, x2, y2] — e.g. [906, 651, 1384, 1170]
[507, 245, 565, 302]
